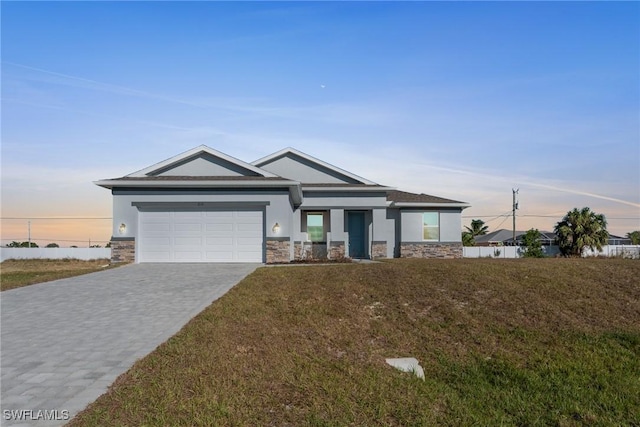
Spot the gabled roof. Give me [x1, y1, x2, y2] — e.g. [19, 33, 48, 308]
[94, 145, 469, 210]
[93, 145, 302, 203]
[387, 190, 470, 208]
[252, 147, 378, 185]
[127, 145, 277, 178]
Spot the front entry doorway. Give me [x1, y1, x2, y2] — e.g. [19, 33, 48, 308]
[348, 211, 366, 259]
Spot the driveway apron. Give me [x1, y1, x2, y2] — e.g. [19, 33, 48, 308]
[1, 263, 259, 427]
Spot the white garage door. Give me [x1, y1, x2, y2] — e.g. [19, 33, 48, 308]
[138, 210, 263, 263]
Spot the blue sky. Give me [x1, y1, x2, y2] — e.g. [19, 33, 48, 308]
[2, 1, 639, 246]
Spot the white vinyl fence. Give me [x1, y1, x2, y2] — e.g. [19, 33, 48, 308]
[1, 248, 111, 262]
[463, 245, 639, 259]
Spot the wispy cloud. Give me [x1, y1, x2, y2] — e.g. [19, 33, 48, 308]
[3, 61, 213, 108]
[3, 61, 398, 127]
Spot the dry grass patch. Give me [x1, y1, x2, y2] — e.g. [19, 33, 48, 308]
[1, 258, 114, 291]
[69, 259, 640, 426]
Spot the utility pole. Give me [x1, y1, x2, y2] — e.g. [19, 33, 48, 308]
[512, 189, 519, 244]
[28, 220, 31, 248]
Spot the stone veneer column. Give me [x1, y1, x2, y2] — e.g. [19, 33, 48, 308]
[371, 241, 388, 259]
[400, 242, 463, 259]
[110, 238, 135, 263]
[266, 238, 291, 264]
[329, 241, 346, 259]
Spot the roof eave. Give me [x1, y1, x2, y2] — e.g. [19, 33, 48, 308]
[93, 179, 298, 189]
[302, 185, 396, 192]
[390, 202, 471, 209]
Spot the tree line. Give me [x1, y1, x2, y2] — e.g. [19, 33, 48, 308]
[4, 242, 111, 248]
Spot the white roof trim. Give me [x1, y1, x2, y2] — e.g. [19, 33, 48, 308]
[94, 179, 296, 189]
[127, 145, 278, 178]
[252, 147, 377, 185]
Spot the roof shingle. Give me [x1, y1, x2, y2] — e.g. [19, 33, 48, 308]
[387, 190, 465, 204]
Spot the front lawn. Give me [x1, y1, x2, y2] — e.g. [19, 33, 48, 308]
[0, 258, 114, 291]
[69, 259, 640, 426]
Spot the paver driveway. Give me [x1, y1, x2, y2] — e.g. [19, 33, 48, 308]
[1, 263, 259, 427]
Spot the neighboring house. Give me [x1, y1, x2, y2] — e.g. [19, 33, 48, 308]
[95, 145, 469, 263]
[607, 235, 633, 245]
[475, 229, 631, 246]
[475, 229, 557, 246]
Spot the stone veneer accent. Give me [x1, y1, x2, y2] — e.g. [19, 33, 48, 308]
[329, 241, 346, 259]
[266, 238, 291, 264]
[371, 241, 388, 259]
[110, 238, 135, 263]
[400, 242, 463, 259]
[294, 242, 328, 260]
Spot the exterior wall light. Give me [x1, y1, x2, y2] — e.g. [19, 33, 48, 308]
[272, 222, 280, 234]
[119, 223, 127, 235]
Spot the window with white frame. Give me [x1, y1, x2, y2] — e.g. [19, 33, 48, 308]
[423, 212, 440, 241]
[307, 213, 324, 242]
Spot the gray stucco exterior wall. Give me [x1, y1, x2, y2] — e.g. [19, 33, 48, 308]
[111, 188, 293, 242]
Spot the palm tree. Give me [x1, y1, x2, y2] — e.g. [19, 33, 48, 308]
[626, 231, 640, 245]
[554, 207, 609, 257]
[461, 231, 475, 246]
[462, 219, 489, 247]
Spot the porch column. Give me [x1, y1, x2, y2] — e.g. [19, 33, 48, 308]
[371, 208, 389, 259]
[292, 208, 302, 259]
[329, 209, 346, 259]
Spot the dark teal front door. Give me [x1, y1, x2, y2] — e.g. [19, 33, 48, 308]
[348, 212, 366, 258]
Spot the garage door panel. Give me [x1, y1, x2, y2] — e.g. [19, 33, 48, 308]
[237, 237, 262, 245]
[174, 251, 203, 261]
[174, 223, 203, 232]
[139, 209, 263, 263]
[237, 223, 262, 232]
[175, 211, 203, 218]
[205, 223, 234, 232]
[206, 236, 233, 249]
[174, 237, 203, 246]
[205, 250, 234, 262]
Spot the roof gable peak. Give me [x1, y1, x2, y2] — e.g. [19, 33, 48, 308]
[252, 147, 377, 185]
[127, 145, 278, 178]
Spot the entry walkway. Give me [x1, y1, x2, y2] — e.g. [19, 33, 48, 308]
[1, 263, 259, 426]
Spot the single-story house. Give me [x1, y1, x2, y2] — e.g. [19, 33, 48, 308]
[95, 145, 470, 263]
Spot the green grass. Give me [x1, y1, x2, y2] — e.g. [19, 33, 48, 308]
[1, 258, 115, 291]
[68, 259, 640, 426]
